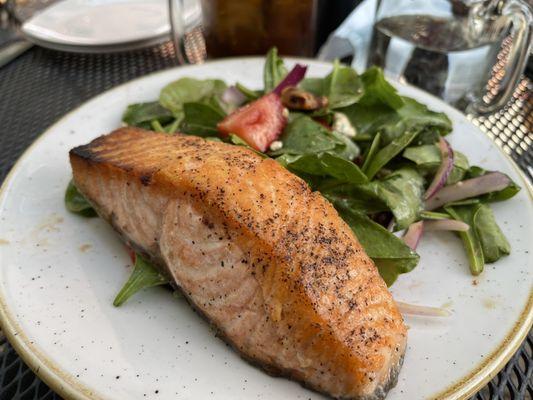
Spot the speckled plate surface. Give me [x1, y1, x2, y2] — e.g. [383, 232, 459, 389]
[0, 58, 531, 400]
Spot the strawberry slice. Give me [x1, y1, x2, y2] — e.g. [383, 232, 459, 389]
[217, 93, 287, 152]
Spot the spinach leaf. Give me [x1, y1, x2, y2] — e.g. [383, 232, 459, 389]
[335, 205, 419, 285]
[420, 210, 450, 220]
[445, 205, 484, 275]
[180, 102, 225, 137]
[264, 47, 287, 92]
[445, 199, 481, 206]
[363, 167, 424, 230]
[321, 183, 389, 214]
[340, 97, 452, 145]
[403, 144, 469, 184]
[151, 120, 166, 133]
[300, 61, 363, 109]
[323, 60, 364, 109]
[299, 77, 324, 95]
[159, 78, 227, 121]
[330, 130, 360, 160]
[65, 180, 96, 217]
[113, 254, 169, 307]
[465, 166, 520, 202]
[396, 98, 452, 142]
[364, 129, 421, 180]
[361, 132, 381, 173]
[277, 152, 368, 184]
[358, 67, 404, 109]
[227, 134, 266, 157]
[122, 101, 174, 129]
[236, 82, 261, 100]
[473, 204, 510, 263]
[319, 167, 423, 229]
[271, 115, 344, 156]
[164, 118, 180, 134]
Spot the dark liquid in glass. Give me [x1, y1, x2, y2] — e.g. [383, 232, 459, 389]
[200, 0, 317, 57]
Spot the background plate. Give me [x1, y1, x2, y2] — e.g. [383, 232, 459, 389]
[0, 58, 531, 400]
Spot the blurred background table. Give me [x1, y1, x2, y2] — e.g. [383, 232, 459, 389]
[0, 0, 532, 397]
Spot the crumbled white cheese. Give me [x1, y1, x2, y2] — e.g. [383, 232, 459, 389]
[332, 112, 357, 138]
[269, 140, 283, 151]
[282, 107, 289, 118]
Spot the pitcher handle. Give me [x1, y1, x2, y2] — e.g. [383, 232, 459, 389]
[169, 0, 188, 65]
[471, 0, 532, 115]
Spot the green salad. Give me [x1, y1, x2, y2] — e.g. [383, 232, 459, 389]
[66, 48, 520, 306]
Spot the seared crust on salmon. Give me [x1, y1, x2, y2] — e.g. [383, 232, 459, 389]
[69, 127, 407, 400]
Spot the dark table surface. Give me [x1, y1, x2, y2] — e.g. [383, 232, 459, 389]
[0, 40, 531, 400]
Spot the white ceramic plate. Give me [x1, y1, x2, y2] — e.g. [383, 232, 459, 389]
[21, 0, 200, 53]
[0, 58, 531, 400]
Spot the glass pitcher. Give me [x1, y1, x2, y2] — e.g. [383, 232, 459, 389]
[368, 0, 532, 114]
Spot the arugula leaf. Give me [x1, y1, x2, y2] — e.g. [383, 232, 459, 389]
[277, 152, 368, 184]
[122, 101, 174, 129]
[271, 115, 344, 156]
[445, 205, 484, 275]
[180, 102, 225, 137]
[362, 132, 381, 173]
[363, 167, 425, 230]
[113, 254, 169, 307]
[236, 82, 261, 100]
[465, 166, 520, 202]
[359, 67, 404, 109]
[159, 78, 227, 121]
[65, 180, 96, 217]
[473, 204, 510, 263]
[403, 144, 469, 184]
[335, 206, 419, 286]
[364, 129, 421, 180]
[264, 47, 287, 92]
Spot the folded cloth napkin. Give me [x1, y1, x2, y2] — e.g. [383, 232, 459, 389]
[317, 0, 377, 72]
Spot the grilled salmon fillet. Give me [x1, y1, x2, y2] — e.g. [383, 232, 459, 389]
[69, 127, 407, 400]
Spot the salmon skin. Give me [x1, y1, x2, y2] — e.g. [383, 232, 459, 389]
[69, 127, 407, 400]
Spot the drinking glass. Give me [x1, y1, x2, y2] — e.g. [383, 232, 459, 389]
[368, 0, 532, 114]
[169, 0, 318, 65]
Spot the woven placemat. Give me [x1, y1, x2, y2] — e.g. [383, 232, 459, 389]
[0, 43, 531, 399]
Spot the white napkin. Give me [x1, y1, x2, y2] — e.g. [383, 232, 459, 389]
[317, 0, 377, 73]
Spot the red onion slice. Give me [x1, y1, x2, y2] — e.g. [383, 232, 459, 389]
[424, 219, 470, 232]
[396, 301, 451, 317]
[222, 86, 247, 107]
[403, 221, 424, 250]
[273, 64, 308, 95]
[425, 172, 511, 210]
[424, 137, 454, 200]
